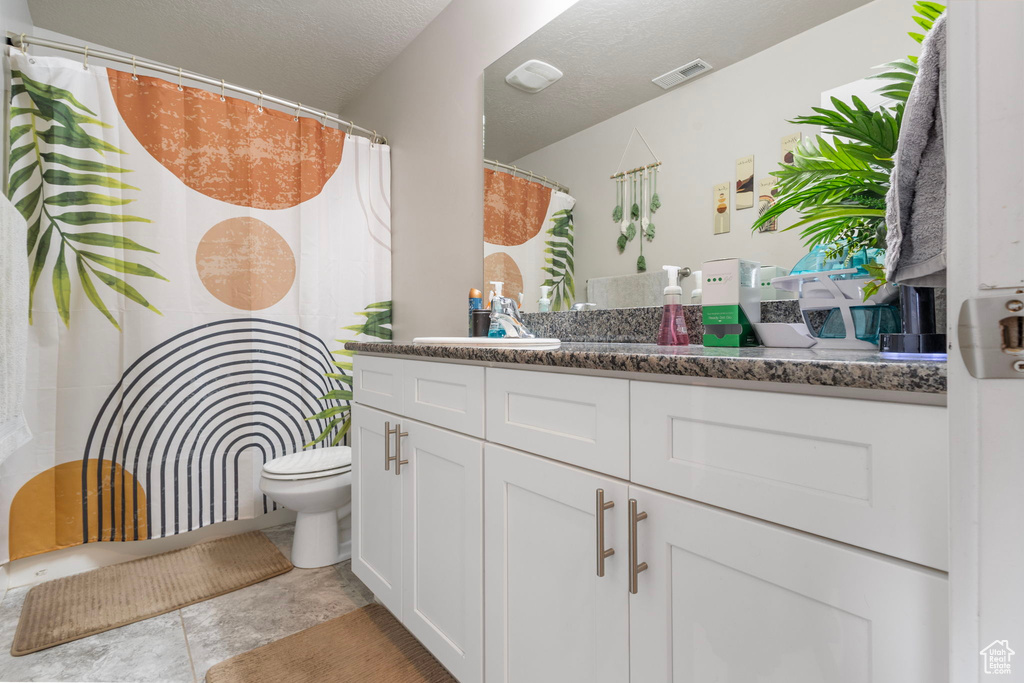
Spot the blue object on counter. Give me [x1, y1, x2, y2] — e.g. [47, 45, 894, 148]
[791, 244, 885, 279]
[819, 305, 902, 345]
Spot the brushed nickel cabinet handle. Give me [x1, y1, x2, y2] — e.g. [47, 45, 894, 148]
[394, 424, 409, 476]
[384, 421, 398, 471]
[628, 498, 648, 595]
[596, 489, 615, 577]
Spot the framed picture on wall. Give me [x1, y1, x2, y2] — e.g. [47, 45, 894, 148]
[735, 155, 754, 210]
[781, 132, 802, 163]
[757, 176, 779, 232]
[713, 182, 730, 234]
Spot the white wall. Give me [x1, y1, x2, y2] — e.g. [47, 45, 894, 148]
[513, 0, 913, 294]
[343, 0, 577, 340]
[0, 0, 32, 36]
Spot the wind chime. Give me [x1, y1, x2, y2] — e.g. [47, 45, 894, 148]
[611, 129, 662, 272]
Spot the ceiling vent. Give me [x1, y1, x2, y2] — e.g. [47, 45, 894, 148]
[652, 59, 712, 89]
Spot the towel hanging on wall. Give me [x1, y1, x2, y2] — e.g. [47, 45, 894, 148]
[885, 13, 947, 287]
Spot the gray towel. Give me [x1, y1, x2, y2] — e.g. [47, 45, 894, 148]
[885, 12, 947, 287]
[0, 194, 31, 466]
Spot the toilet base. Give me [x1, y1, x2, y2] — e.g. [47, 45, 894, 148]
[292, 510, 344, 568]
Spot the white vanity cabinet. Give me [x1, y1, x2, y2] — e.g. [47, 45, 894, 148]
[483, 444, 629, 683]
[628, 484, 948, 683]
[351, 355, 949, 683]
[351, 369, 484, 683]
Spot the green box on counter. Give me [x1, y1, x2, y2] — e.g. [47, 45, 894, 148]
[702, 305, 757, 347]
[701, 258, 761, 347]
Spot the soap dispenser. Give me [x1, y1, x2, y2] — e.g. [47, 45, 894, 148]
[538, 285, 552, 313]
[658, 265, 690, 346]
[488, 281, 506, 338]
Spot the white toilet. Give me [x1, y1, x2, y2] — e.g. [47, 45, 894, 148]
[259, 446, 352, 569]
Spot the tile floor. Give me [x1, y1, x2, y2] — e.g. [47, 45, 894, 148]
[0, 523, 375, 683]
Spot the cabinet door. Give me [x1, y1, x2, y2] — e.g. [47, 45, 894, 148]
[351, 403, 403, 615]
[401, 421, 483, 683]
[484, 444, 629, 683]
[628, 484, 948, 683]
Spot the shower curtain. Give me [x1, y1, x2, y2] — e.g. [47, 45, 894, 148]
[483, 168, 576, 311]
[0, 52, 391, 563]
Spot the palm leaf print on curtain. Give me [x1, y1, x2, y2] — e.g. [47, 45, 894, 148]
[9, 69, 164, 329]
[483, 168, 576, 311]
[306, 300, 393, 449]
[1, 53, 390, 561]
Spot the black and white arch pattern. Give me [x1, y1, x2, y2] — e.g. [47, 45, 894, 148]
[81, 319, 344, 543]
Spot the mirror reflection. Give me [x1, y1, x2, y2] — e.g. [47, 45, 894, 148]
[483, 0, 910, 312]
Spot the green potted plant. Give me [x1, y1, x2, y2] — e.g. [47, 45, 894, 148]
[752, 1, 945, 298]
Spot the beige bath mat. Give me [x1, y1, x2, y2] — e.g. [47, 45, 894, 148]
[206, 603, 456, 683]
[12, 530, 292, 656]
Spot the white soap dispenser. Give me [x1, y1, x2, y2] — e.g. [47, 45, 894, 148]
[488, 281, 506, 338]
[538, 285, 552, 312]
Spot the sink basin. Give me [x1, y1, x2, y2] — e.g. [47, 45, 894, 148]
[413, 337, 561, 350]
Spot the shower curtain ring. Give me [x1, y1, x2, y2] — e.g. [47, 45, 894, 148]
[257, 90, 264, 113]
[219, 79, 226, 101]
[18, 34, 27, 55]
[348, 121, 354, 136]
[320, 111, 328, 128]
[177, 66, 183, 91]
[372, 130, 377, 145]
[131, 56, 139, 81]
[82, 46, 89, 70]
[294, 102, 301, 122]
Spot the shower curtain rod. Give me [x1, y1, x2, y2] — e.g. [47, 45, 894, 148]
[484, 158, 569, 193]
[5, 32, 387, 144]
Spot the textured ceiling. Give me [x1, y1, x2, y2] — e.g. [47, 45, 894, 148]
[26, 0, 453, 114]
[485, 0, 870, 161]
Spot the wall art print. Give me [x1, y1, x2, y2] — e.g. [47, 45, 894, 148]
[713, 182, 731, 235]
[735, 155, 754, 210]
[757, 176, 780, 233]
[781, 132, 802, 164]
[2, 52, 391, 562]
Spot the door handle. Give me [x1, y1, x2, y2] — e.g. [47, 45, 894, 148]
[394, 424, 409, 476]
[596, 489, 615, 577]
[384, 421, 398, 471]
[628, 498, 648, 595]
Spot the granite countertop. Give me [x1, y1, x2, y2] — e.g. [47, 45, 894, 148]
[344, 341, 947, 395]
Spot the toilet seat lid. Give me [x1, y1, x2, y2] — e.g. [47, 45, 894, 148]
[262, 447, 352, 478]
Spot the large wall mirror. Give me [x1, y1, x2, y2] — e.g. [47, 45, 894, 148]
[483, 0, 911, 312]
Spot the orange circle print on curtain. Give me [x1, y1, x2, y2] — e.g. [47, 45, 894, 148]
[107, 70, 344, 210]
[483, 252, 524, 305]
[484, 168, 553, 246]
[196, 217, 296, 310]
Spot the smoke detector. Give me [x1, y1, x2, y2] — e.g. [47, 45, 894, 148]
[506, 60, 563, 93]
[652, 59, 712, 89]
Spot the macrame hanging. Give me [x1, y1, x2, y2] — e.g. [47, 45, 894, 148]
[610, 128, 662, 272]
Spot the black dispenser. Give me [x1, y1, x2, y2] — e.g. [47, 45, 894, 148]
[879, 286, 947, 354]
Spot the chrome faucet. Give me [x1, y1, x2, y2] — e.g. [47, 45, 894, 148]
[570, 302, 597, 311]
[489, 295, 536, 338]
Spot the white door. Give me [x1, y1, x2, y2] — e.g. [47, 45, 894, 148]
[947, 3, 1024, 680]
[351, 403, 403, 615]
[484, 444, 629, 683]
[401, 420, 483, 683]
[628, 484, 948, 683]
